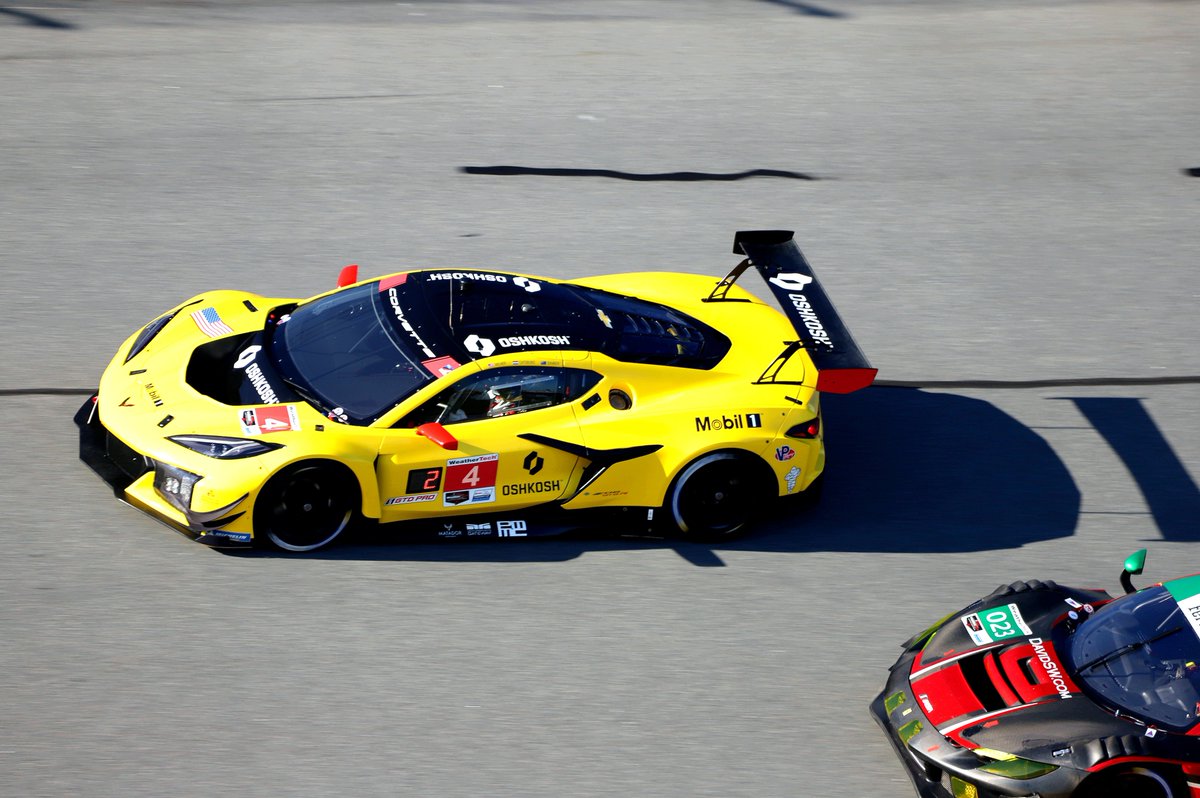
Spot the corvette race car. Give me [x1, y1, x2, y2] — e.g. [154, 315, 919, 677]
[75, 230, 875, 552]
[872, 550, 1200, 798]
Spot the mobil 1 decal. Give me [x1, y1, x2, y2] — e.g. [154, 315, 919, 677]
[442, 453, 499, 507]
[694, 412, 763, 432]
[960, 603, 1033, 646]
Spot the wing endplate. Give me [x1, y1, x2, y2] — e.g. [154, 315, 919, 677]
[732, 230, 876, 393]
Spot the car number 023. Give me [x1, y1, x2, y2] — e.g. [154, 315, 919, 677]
[961, 603, 1032, 645]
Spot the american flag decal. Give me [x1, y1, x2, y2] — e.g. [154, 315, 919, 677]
[191, 306, 233, 338]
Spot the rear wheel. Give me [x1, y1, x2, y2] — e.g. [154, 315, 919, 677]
[665, 452, 767, 541]
[255, 463, 359, 552]
[1080, 767, 1180, 798]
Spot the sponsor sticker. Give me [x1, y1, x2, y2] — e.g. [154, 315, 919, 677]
[512, 277, 540, 293]
[206, 530, 252, 543]
[960, 603, 1032, 646]
[464, 334, 495, 357]
[240, 405, 301, 435]
[1166, 575, 1200, 641]
[695, 413, 763, 432]
[385, 494, 437, 505]
[143, 382, 165, 407]
[422, 356, 460, 377]
[497, 520, 527, 537]
[784, 466, 801, 493]
[466, 523, 492, 536]
[191, 306, 233, 338]
[1028, 637, 1077, 700]
[522, 451, 544, 475]
[775, 445, 796, 462]
[426, 271, 508, 284]
[501, 480, 561, 497]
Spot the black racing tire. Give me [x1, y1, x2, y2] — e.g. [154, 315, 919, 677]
[254, 462, 359, 552]
[664, 452, 769, 541]
[1080, 767, 1181, 798]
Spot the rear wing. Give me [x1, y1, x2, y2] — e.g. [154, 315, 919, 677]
[708, 230, 876, 394]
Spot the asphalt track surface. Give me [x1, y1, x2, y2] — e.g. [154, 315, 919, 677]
[2, 1, 1199, 796]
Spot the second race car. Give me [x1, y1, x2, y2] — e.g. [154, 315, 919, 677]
[872, 550, 1200, 798]
[76, 230, 876, 551]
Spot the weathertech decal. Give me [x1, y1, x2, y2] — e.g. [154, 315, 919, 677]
[443, 453, 498, 506]
[241, 405, 300, 435]
[695, 413, 762, 432]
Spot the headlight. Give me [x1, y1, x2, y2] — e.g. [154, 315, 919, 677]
[153, 463, 202, 514]
[973, 748, 1058, 779]
[169, 435, 283, 459]
[124, 309, 181, 364]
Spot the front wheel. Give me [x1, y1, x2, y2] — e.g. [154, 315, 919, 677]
[665, 452, 767, 541]
[255, 463, 359, 552]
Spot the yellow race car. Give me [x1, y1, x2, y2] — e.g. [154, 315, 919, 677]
[75, 230, 875, 552]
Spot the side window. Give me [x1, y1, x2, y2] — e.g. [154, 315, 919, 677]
[398, 367, 602, 427]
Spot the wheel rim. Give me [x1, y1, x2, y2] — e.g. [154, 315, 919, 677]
[261, 467, 353, 552]
[1115, 769, 1175, 798]
[671, 455, 756, 535]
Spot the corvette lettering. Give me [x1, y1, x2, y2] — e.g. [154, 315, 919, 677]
[1029, 638, 1074, 700]
[502, 480, 561, 496]
[786, 294, 834, 348]
[695, 413, 763, 432]
[388, 288, 436, 358]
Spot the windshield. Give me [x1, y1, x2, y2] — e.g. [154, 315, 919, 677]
[269, 284, 432, 424]
[1068, 586, 1200, 730]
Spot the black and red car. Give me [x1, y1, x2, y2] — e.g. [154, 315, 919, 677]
[872, 550, 1200, 798]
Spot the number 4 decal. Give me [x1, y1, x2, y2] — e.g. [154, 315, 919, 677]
[445, 453, 499, 491]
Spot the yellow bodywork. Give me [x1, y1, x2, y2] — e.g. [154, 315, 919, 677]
[90, 269, 829, 546]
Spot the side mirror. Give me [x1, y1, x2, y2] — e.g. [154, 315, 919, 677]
[337, 263, 359, 288]
[416, 422, 458, 451]
[1120, 548, 1147, 595]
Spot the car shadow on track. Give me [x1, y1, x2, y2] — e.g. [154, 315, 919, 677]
[223, 388, 1081, 565]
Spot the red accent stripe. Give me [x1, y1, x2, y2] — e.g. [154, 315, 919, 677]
[816, 367, 877, 394]
[1088, 755, 1196, 773]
